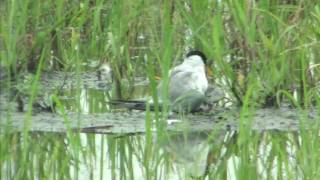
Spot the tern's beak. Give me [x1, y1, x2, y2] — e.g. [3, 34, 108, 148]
[155, 76, 162, 81]
[206, 66, 213, 77]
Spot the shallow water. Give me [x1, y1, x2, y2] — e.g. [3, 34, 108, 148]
[2, 129, 304, 179]
[0, 73, 317, 179]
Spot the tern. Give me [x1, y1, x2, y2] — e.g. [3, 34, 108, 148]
[109, 50, 209, 112]
[158, 50, 208, 112]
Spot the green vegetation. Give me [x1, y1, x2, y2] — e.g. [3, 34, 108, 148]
[0, 0, 319, 179]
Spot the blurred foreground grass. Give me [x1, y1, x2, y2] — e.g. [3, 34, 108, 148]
[1, 0, 320, 179]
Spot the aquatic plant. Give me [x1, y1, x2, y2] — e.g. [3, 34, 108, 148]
[1, 0, 319, 179]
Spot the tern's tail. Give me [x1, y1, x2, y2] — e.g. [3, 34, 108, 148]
[107, 100, 161, 111]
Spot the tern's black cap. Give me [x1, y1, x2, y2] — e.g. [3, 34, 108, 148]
[186, 50, 207, 65]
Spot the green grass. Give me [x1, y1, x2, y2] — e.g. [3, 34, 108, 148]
[1, 0, 320, 179]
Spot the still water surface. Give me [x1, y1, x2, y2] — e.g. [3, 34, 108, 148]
[2, 86, 303, 179]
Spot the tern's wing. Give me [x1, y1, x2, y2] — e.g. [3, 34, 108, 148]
[156, 63, 187, 98]
[168, 70, 205, 112]
[169, 70, 195, 99]
[169, 63, 187, 77]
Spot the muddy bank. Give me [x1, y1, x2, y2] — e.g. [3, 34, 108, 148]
[0, 71, 318, 134]
[0, 107, 317, 134]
